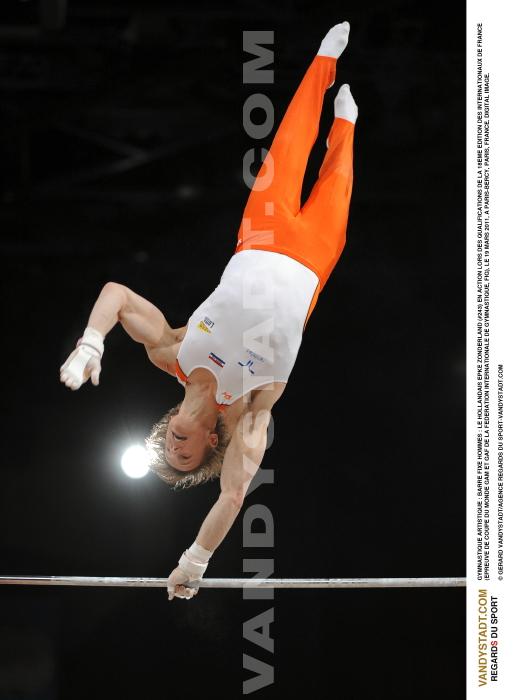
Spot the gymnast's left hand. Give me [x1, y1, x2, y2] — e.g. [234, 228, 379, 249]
[60, 326, 104, 391]
[167, 567, 199, 601]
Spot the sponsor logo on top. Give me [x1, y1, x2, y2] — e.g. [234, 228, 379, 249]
[197, 316, 215, 334]
[246, 349, 265, 363]
[238, 359, 255, 375]
[208, 352, 225, 368]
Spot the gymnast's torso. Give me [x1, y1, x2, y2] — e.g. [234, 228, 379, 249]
[151, 250, 319, 413]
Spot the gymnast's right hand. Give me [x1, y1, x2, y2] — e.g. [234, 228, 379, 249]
[60, 326, 104, 390]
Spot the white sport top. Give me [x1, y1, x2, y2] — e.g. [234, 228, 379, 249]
[175, 250, 319, 407]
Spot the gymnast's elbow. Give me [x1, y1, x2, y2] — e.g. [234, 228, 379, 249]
[106, 279, 131, 293]
[219, 487, 245, 512]
[100, 281, 128, 305]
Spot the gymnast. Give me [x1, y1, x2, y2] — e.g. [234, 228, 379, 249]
[60, 22, 358, 601]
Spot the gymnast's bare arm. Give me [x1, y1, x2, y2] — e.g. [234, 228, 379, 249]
[167, 387, 282, 601]
[91, 282, 182, 370]
[200, 407, 271, 544]
[196, 386, 283, 551]
[60, 282, 183, 390]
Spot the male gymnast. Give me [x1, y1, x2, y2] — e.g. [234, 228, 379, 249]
[60, 22, 358, 601]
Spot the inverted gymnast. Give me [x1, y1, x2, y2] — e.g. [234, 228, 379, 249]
[60, 22, 358, 601]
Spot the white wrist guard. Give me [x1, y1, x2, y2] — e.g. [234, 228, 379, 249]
[178, 541, 213, 579]
[79, 326, 104, 358]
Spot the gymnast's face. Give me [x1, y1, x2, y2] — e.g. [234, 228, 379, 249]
[165, 414, 218, 472]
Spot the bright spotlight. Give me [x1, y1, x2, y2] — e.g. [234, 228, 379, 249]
[121, 445, 150, 479]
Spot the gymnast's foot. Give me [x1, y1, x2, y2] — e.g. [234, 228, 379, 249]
[317, 22, 350, 59]
[327, 84, 358, 146]
[334, 84, 358, 124]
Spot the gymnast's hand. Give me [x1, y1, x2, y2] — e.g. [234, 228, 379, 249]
[60, 326, 104, 390]
[167, 567, 199, 601]
[167, 542, 212, 601]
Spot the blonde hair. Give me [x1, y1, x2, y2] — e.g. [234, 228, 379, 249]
[145, 402, 230, 489]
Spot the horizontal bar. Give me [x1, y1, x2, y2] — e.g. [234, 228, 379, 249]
[0, 576, 466, 589]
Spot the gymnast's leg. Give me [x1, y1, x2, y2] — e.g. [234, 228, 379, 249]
[299, 83, 358, 291]
[237, 22, 351, 248]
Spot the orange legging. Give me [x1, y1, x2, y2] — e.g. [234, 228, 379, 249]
[235, 54, 355, 322]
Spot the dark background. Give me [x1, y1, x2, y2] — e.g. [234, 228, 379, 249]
[0, 1, 466, 698]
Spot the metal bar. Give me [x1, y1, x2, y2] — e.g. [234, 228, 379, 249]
[0, 576, 466, 589]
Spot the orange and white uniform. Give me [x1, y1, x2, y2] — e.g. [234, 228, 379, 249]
[175, 249, 318, 407]
[176, 54, 355, 405]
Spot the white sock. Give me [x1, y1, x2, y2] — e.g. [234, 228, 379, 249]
[317, 22, 350, 59]
[327, 84, 358, 145]
[334, 83, 358, 123]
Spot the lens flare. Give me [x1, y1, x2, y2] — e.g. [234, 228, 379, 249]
[121, 445, 150, 479]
